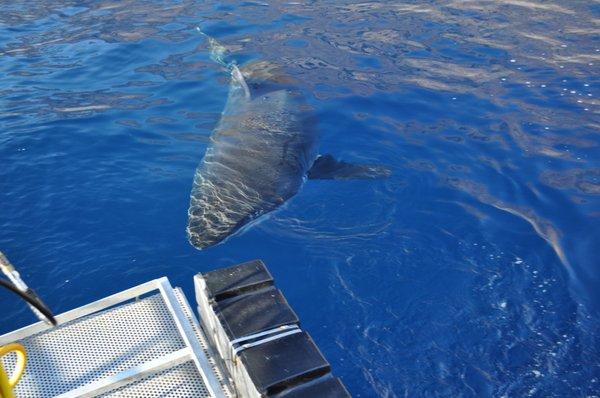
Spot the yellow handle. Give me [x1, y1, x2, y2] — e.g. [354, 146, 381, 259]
[0, 343, 27, 398]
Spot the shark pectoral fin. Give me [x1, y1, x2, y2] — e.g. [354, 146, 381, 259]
[307, 154, 391, 180]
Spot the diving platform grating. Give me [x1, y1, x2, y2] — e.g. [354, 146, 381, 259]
[0, 277, 231, 398]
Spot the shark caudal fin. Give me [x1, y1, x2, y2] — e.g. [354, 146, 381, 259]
[307, 154, 391, 180]
[196, 27, 231, 68]
[196, 27, 250, 99]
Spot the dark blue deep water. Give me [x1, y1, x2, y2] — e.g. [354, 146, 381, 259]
[1, 1, 599, 396]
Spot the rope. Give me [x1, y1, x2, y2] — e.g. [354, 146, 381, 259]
[0, 279, 56, 325]
[0, 343, 27, 398]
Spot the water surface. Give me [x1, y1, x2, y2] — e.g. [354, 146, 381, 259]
[1, 1, 599, 396]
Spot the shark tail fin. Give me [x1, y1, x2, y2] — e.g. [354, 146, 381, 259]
[196, 27, 230, 68]
[195, 27, 250, 98]
[307, 154, 391, 180]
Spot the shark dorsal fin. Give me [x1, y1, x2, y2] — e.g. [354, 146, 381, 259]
[231, 65, 251, 99]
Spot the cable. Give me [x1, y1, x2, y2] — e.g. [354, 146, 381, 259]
[0, 279, 56, 325]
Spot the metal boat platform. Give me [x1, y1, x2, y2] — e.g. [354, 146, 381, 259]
[0, 260, 350, 397]
[0, 278, 230, 398]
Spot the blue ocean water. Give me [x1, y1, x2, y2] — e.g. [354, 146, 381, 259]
[1, 1, 599, 396]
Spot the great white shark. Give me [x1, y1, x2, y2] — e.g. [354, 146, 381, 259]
[187, 35, 389, 249]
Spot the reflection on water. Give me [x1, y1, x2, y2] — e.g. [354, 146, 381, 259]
[1, 1, 598, 396]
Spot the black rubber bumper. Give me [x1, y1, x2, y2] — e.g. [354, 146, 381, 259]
[197, 259, 351, 397]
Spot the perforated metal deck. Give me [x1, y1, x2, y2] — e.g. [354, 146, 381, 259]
[0, 278, 231, 398]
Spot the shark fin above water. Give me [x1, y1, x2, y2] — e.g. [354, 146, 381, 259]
[307, 154, 391, 180]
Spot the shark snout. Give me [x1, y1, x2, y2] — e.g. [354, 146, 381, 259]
[187, 228, 223, 250]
